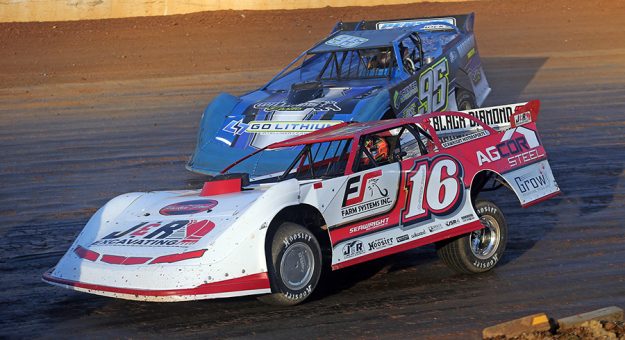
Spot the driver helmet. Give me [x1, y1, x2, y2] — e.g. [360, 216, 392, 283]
[362, 135, 389, 165]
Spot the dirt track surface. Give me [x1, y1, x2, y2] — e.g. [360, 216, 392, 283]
[1, 0, 625, 338]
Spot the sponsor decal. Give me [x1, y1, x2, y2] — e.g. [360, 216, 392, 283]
[470, 67, 482, 85]
[376, 17, 457, 30]
[505, 161, 558, 203]
[441, 130, 489, 148]
[431, 105, 518, 132]
[341, 170, 392, 218]
[467, 47, 476, 59]
[428, 223, 443, 233]
[91, 220, 215, 247]
[159, 200, 218, 216]
[253, 100, 341, 113]
[223, 119, 248, 136]
[393, 81, 418, 110]
[445, 219, 459, 227]
[514, 172, 548, 194]
[349, 217, 390, 234]
[476, 127, 543, 167]
[223, 119, 342, 136]
[506, 149, 545, 167]
[368, 237, 394, 251]
[396, 234, 409, 243]
[422, 24, 454, 31]
[461, 214, 475, 222]
[246, 120, 342, 135]
[342, 240, 365, 259]
[392, 90, 400, 111]
[411, 229, 427, 239]
[399, 102, 417, 118]
[513, 111, 532, 126]
[325, 34, 369, 48]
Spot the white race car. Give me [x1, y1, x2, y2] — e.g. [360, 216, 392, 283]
[43, 100, 560, 305]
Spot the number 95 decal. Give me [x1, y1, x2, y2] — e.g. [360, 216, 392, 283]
[401, 155, 464, 225]
[418, 58, 449, 114]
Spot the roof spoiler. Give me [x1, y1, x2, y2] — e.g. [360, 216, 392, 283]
[334, 13, 475, 33]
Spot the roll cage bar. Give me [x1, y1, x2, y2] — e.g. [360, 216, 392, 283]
[262, 30, 425, 88]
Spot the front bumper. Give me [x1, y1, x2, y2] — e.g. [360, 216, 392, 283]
[42, 268, 270, 302]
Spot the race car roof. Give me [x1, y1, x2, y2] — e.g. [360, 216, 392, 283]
[308, 29, 412, 54]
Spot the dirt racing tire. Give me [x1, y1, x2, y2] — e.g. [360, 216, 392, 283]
[456, 89, 477, 111]
[436, 200, 508, 274]
[258, 222, 322, 306]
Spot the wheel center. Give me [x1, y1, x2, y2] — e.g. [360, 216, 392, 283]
[280, 242, 315, 291]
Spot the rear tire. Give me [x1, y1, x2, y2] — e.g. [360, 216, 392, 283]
[258, 222, 322, 306]
[436, 200, 508, 274]
[456, 90, 477, 111]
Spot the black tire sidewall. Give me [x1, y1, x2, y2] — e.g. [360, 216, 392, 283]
[461, 200, 508, 272]
[269, 222, 322, 303]
[456, 90, 477, 111]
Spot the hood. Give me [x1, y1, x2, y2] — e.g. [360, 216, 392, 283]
[188, 81, 391, 176]
[64, 189, 266, 262]
[217, 84, 381, 150]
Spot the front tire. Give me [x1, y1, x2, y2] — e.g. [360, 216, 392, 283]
[436, 200, 508, 274]
[258, 222, 322, 306]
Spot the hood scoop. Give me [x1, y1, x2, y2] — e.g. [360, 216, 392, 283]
[287, 81, 323, 104]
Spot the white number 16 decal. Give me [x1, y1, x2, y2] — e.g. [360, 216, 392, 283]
[402, 156, 464, 224]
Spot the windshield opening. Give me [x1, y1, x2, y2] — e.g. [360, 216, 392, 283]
[316, 47, 396, 80]
[223, 139, 353, 184]
[282, 139, 353, 180]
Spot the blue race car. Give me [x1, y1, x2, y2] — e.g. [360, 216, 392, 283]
[188, 13, 490, 175]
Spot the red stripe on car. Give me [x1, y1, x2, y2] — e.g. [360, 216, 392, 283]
[150, 249, 207, 264]
[74, 245, 100, 262]
[101, 255, 151, 265]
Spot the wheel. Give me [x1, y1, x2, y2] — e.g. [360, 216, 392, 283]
[436, 200, 508, 274]
[456, 89, 477, 111]
[258, 222, 322, 306]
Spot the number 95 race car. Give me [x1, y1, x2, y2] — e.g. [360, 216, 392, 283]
[188, 13, 490, 176]
[43, 100, 559, 305]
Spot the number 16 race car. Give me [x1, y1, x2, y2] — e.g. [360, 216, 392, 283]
[43, 100, 559, 305]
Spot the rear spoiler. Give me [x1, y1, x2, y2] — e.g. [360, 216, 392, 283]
[332, 13, 475, 33]
[431, 100, 540, 135]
